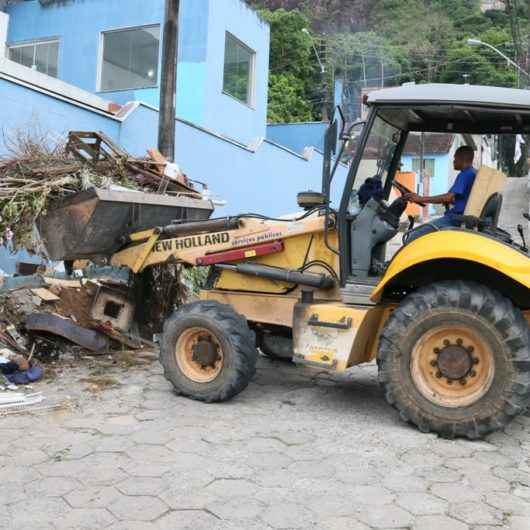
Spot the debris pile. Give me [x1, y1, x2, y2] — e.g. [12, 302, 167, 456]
[0, 130, 202, 249]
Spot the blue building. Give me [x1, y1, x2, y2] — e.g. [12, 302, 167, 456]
[0, 0, 345, 218]
[4, 0, 269, 144]
[401, 133, 460, 202]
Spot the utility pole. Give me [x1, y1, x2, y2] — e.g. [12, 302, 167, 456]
[158, 0, 179, 162]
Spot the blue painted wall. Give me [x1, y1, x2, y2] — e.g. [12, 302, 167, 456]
[0, 78, 348, 218]
[5, 0, 269, 144]
[202, 0, 269, 142]
[266, 122, 328, 154]
[401, 153, 451, 196]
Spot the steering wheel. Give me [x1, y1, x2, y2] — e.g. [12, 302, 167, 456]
[392, 181, 427, 244]
[392, 181, 427, 207]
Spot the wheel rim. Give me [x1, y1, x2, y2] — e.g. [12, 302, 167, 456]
[175, 327, 224, 383]
[410, 324, 495, 408]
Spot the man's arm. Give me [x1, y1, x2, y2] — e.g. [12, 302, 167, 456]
[403, 191, 455, 205]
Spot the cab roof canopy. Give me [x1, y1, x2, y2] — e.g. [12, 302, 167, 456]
[367, 83, 530, 134]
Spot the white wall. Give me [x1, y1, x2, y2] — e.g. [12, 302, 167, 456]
[0, 12, 8, 59]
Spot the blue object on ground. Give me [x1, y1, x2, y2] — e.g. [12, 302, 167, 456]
[6, 365, 44, 385]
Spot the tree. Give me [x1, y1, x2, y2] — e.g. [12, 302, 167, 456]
[258, 8, 322, 122]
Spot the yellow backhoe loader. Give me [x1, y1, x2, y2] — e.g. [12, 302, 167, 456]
[110, 84, 530, 440]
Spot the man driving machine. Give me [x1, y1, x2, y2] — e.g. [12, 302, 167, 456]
[403, 145, 477, 242]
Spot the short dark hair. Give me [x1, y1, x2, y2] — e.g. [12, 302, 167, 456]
[456, 145, 475, 162]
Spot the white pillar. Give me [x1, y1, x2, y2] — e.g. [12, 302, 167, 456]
[0, 13, 9, 59]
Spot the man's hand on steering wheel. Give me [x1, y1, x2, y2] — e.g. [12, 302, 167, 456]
[392, 181, 427, 207]
[403, 192, 423, 204]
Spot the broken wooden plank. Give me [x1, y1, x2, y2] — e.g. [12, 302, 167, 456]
[30, 288, 60, 302]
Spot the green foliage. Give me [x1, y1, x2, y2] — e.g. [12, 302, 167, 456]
[258, 8, 322, 122]
[182, 266, 211, 296]
[268, 73, 314, 122]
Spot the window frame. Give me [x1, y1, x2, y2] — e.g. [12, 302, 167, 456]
[222, 32, 256, 109]
[7, 38, 60, 78]
[97, 23, 161, 93]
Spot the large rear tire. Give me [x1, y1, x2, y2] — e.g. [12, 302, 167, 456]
[378, 281, 530, 439]
[160, 301, 257, 402]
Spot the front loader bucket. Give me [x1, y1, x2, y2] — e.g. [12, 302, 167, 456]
[38, 188, 213, 261]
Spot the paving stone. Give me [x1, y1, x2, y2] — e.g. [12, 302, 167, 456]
[465, 473, 511, 493]
[346, 485, 395, 506]
[121, 462, 172, 477]
[431, 483, 483, 503]
[449, 502, 502, 525]
[413, 515, 469, 530]
[54, 508, 116, 529]
[8, 497, 70, 529]
[108, 494, 169, 521]
[1, 359, 529, 530]
[65, 486, 124, 509]
[204, 478, 259, 497]
[108, 522, 157, 530]
[514, 486, 530, 500]
[155, 510, 222, 529]
[356, 504, 414, 528]
[287, 460, 336, 479]
[383, 474, 429, 493]
[493, 467, 530, 487]
[117, 476, 167, 496]
[508, 515, 530, 530]
[0, 483, 27, 505]
[207, 496, 266, 520]
[485, 493, 530, 516]
[414, 466, 462, 483]
[320, 517, 370, 530]
[1, 464, 42, 483]
[245, 451, 293, 470]
[126, 444, 177, 463]
[131, 429, 173, 445]
[397, 492, 448, 515]
[25, 476, 80, 497]
[260, 502, 316, 529]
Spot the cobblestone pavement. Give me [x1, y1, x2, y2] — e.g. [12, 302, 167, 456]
[1, 355, 529, 530]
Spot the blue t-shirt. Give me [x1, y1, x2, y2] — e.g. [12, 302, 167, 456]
[446, 166, 477, 218]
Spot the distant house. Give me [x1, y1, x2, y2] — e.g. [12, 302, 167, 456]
[401, 133, 460, 199]
[0, 0, 347, 219]
[401, 132, 497, 214]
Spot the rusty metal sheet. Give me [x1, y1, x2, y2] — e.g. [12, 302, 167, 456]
[25, 313, 109, 353]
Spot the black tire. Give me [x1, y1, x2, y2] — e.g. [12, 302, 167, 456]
[378, 281, 530, 440]
[160, 301, 257, 402]
[257, 331, 293, 362]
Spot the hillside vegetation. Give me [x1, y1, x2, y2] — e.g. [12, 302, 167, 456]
[249, 0, 530, 174]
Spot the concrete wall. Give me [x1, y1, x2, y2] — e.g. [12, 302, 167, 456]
[266, 122, 328, 154]
[5, 0, 269, 144]
[0, 76, 348, 217]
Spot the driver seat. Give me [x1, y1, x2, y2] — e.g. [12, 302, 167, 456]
[454, 192, 503, 230]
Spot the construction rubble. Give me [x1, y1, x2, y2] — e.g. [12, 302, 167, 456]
[0, 130, 204, 250]
[0, 131, 206, 412]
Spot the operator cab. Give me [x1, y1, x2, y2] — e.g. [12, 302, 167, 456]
[334, 84, 530, 290]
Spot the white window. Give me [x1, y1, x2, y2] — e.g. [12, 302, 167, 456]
[223, 33, 255, 106]
[99, 25, 160, 92]
[8, 39, 59, 78]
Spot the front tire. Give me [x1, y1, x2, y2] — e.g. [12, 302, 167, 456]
[378, 281, 530, 439]
[160, 301, 257, 402]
